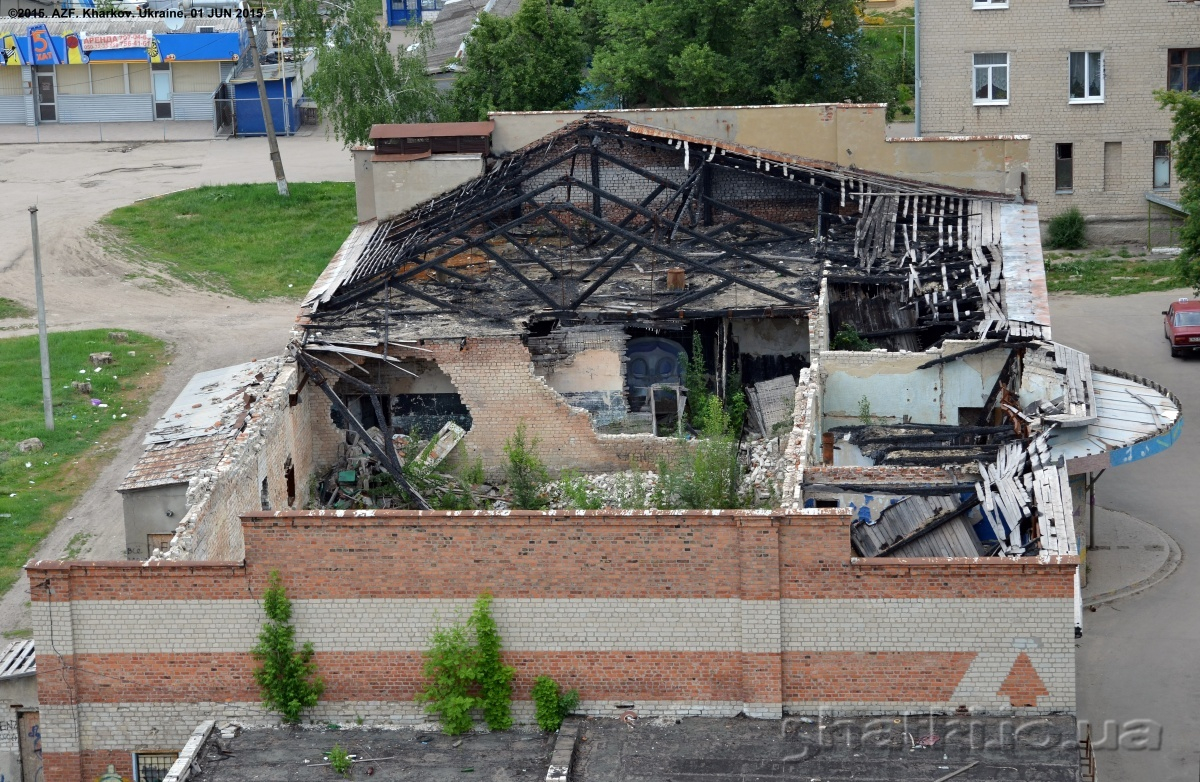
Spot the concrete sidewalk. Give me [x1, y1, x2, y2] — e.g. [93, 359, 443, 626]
[0, 120, 328, 144]
[1081, 505, 1181, 607]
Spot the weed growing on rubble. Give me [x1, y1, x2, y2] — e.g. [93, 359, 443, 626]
[532, 676, 580, 732]
[251, 571, 324, 724]
[831, 324, 877, 351]
[419, 594, 514, 734]
[504, 422, 550, 509]
[557, 469, 604, 510]
[609, 462, 650, 508]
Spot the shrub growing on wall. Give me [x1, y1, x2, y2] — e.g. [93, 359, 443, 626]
[418, 593, 514, 734]
[531, 675, 580, 732]
[251, 570, 324, 724]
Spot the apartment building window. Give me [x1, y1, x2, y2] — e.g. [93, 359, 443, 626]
[974, 53, 1009, 105]
[1154, 141, 1171, 189]
[1069, 51, 1104, 103]
[1168, 49, 1200, 92]
[973, 0, 1008, 8]
[1055, 143, 1074, 192]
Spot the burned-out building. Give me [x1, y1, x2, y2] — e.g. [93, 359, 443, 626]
[27, 105, 1181, 782]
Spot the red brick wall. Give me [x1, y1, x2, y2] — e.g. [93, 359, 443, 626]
[27, 510, 1079, 782]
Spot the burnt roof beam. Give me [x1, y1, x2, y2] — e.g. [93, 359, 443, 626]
[563, 174, 806, 279]
[560, 202, 799, 306]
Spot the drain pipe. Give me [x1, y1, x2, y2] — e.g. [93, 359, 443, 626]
[913, 0, 921, 136]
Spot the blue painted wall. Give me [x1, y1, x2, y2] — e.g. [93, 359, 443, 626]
[231, 78, 299, 136]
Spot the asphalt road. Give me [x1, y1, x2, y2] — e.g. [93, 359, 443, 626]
[1051, 289, 1200, 782]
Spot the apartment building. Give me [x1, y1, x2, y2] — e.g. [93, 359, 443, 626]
[916, 0, 1200, 243]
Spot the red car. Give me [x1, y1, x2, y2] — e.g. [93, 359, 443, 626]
[1164, 298, 1200, 357]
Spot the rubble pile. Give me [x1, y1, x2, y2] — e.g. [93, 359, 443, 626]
[739, 436, 788, 506]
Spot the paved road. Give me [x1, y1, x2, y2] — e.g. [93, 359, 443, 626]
[1051, 289, 1199, 782]
[0, 129, 352, 633]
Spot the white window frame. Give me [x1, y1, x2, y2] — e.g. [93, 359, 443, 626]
[973, 0, 1009, 8]
[973, 53, 1010, 106]
[1069, 51, 1104, 104]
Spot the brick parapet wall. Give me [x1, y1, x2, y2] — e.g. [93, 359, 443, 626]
[27, 509, 1077, 781]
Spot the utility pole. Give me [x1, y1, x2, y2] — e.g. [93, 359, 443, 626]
[244, 3, 290, 196]
[28, 206, 54, 432]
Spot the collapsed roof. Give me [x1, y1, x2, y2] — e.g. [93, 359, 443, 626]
[299, 116, 1043, 347]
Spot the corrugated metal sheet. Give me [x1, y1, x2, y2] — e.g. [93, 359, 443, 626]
[58, 94, 152, 123]
[220, 61, 237, 81]
[119, 433, 231, 491]
[172, 91, 214, 121]
[852, 494, 984, 558]
[1050, 368, 1182, 470]
[0, 640, 34, 680]
[0, 96, 25, 124]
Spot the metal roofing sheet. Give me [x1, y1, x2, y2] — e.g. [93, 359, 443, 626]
[1050, 369, 1181, 466]
[0, 639, 34, 680]
[999, 203, 1052, 338]
[144, 360, 272, 445]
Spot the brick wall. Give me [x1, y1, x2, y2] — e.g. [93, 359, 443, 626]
[918, 0, 1199, 235]
[155, 362, 341, 561]
[419, 336, 682, 474]
[28, 508, 1076, 781]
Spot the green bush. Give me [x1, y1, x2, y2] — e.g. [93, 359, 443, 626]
[531, 675, 580, 732]
[327, 744, 352, 777]
[1047, 207, 1087, 249]
[417, 594, 514, 735]
[830, 323, 876, 351]
[504, 421, 550, 509]
[251, 571, 324, 724]
[472, 594, 515, 731]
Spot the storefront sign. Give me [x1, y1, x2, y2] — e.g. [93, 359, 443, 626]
[28, 24, 59, 65]
[81, 33, 153, 52]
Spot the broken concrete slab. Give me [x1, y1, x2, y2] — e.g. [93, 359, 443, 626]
[747, 374, 798, 436]
[414, 421, 466, 470]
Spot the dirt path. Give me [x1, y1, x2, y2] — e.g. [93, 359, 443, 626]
[0, 131, 353, 633]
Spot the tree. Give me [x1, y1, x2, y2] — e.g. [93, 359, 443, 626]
[447, 0, 589, 121]
[305, 0, 445, 147]
[251, 570, 323, 724]
[584, 0, 895, 111]
[1156, 89, 1200, 289]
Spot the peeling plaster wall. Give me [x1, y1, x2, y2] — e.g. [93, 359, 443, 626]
[820, 343, 1009, 431]
[529, 327, 629, 428]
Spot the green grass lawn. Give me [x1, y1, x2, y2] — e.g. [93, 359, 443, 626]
[0, 299, 32, 320]
[100, 182, 356, 301]
[1045, 249, 1189, 296]
[0, 330, 165, 593]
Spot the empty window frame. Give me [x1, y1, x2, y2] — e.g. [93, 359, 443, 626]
[1069, 51, 1104, 102]
[974, 53, 1009, 105]
[1154, 141, 1171, 189]
[1168, 49, 1200, 92]
[1055, 143, 1074, 192]
[973, 0, 1008, 8]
